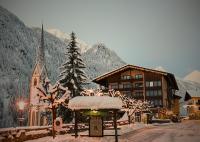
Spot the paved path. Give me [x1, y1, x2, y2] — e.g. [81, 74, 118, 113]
[119, 120, 200, 142]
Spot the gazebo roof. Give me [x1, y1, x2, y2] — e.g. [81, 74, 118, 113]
[68, 96, 123, 110]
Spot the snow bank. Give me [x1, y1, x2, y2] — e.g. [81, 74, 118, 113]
[68, 96, 123, 110]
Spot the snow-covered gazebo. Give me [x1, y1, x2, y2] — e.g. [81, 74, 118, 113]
[68, 96, 123, 142]
[68, 96, 122, 110]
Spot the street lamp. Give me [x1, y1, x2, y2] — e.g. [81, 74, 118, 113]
[17, 100, 26, 126]
[18, 101, 25, 111]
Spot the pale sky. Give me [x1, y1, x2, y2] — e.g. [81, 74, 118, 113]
[0, 0, 200, 77]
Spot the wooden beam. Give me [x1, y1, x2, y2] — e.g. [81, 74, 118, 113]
[74, 111, 78, 138]
[113, 110, 118, 142]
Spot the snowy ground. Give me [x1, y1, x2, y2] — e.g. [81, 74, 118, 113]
[24, 122, 150, 142]
[24, 120, 200, 142]
[119, 120, 200, 142]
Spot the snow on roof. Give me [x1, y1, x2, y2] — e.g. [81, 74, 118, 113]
[68, 96, 123, 110]
[186, 90, 200, 98]
[93, 64, 178, 90]
[93, 64, 168, 82]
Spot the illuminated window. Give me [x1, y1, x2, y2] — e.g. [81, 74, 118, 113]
[150, 81, 154, 87]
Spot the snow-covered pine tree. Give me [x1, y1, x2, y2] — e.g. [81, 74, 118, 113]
[59, 32, 87, 97]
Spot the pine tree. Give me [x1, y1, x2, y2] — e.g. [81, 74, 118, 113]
[59, 32, 87, 97]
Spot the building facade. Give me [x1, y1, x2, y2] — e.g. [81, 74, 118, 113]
[184, 90, 200, 116]
[28, 25, 48, 126]
[93, 65, 180, 115]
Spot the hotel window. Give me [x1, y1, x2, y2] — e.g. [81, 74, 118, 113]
[121, 75, 131, 80]
[123, 83, 132, 89]
[149, 90, 154, 96]
[146, 81, 161, 87]
[158, 90, 162, 96]
[135, 92, 143, 97]
[146, 90, 162, 97]
[146, 91, 150, 96]
[154, 81, 158, 86]
[110, 83, 118, 89]
[135, 82, 143, 88]
[119, 84, 123, 89]
[150, 81, 154, 87]
[157, 81, 161, 86]
[146, 81, 150, 87]
[135, 74, 143, 80]
[153, 90, 157, 96]
[154, 100, 158, 106]
[153, 99, 162, 106]
[154, 81, 161, 87]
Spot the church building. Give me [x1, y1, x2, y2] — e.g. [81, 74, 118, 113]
[28, 25, 48, 126]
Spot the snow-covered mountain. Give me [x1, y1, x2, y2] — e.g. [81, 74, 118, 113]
[0, 6, 125, 127]
[184, 70, 200, 84]
[83, 43, 126, 82]
[47, 28, 91, 53]
[1, 5, 200, 128]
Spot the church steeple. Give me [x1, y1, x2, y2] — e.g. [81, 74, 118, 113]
[29, 24, 48, 126]
[36, 24, 45, 68]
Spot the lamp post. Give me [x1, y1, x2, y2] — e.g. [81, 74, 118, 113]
[17, 100, 25, 126]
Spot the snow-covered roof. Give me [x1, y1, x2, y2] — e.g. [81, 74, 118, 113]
[93, 64, 168, 82]
[68, 96, 123, 110]
[93, 64, 178, 90]
[186, 90, 200, 98]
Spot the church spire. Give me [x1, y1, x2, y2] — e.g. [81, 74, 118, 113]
[37, 24, 45, 67]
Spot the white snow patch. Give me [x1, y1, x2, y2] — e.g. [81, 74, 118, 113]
[47, 28, 91, 53]
[68, 96, 123, 110]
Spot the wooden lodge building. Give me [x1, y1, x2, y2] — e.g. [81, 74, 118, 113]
[93, 64, 181, 116]
[184, 90, 200, 116]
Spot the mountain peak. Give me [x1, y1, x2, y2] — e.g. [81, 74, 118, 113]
[47, 28, 91, 53]
[184, 70, 200, 84]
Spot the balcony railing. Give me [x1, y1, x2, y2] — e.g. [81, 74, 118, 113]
[133, 86, 143, 90]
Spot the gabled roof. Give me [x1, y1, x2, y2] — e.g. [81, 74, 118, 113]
[185, 90, 200, 101]
[93, 64, 178, 90]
